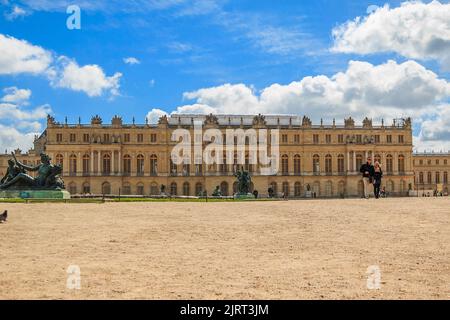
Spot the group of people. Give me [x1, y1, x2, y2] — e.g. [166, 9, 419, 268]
[360, 156, 384, 199]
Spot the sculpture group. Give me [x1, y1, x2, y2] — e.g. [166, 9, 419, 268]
[0, 152, 65, 190]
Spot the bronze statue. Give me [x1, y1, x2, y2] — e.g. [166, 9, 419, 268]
[0, 152, 65, 190]
[234, 167, 251, 195]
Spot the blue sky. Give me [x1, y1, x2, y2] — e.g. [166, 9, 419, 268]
[1, 0, 450, 152]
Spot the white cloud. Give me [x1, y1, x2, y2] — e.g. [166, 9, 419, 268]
[0, 124, 38, 153]
[149, 79, 156, 87]
[1, 87, 32, 105]
[4, 5, 29, 20]
[0, 34, 53, 75]
[332, 1, 450, 69]
[123, 57, 140, 65]
[416, 105, 450, 151]
[146, 108, 168, 124]
[51, 58, 122, 97]
[167, 42, 193, 53]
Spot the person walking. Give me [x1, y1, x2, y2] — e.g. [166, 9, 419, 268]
[360, 156, 375, 199]
[373, 161, 383, 199]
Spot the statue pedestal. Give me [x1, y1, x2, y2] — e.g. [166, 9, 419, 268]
[0, 189, 71, 199]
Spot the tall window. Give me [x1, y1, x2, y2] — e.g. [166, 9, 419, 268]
[294, 182, 302, 197]
[195, 183, 203, 196]
[282, 182, 289, 197]
[137, 134, 144, 143]
[374, 154, 381, 164]
[150, 133, 157, 143]
[313, 134, 319, 144]
[83, 133, 90, 143]
[220, 182, 229, 196]
[137, 184, 144, 195]
[325, 154, 332, 174]
[398, 155, 405, 173]
[69, 154, 77, 176]
[102, 154, 111, 175]
[419, 172, 424, 184]
[386, 155, 393, 173]
[435, 172, 440, 184]
[82, 154, 90, 175]
[137, 154, 144, 176]
[150, 154, 158, 175]
[294, 155, 301, 175]
[325, 134, 331, 144]
[124, 133, 130, 142]
[313, 154, 320, 175]
[70, 133, 76, 142]
[427, 172, 432, 184]
[170, 159, 177, 175]
[356, 154, 363, 170]
[170, 182, 177, 195]
[56, 133, 63, 142]
[281, 154, 289, 175]
[337, 154, 345, 173]
[444, 172, 448, 184]
[183, 182, 190, 196]
[123, 155, 131, 175]
[56, 154, 64, 166]
[386, 135, 392, 143]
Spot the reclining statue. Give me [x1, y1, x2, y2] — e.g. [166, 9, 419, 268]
[0, 152, 65, 190]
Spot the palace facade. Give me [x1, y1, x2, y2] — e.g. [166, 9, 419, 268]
[1, 113, 446, 198]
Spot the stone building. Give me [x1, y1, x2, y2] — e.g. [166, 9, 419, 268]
[0, 114, 423, 198]
[413, 152, 450, 195]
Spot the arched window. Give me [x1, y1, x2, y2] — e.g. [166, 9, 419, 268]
[56, 154, 64, 165]
[427, 172, 432, 184]
[123, 155, 131, 175]
[282, 182, 289, 197]
[325, 154, 332, 175]
[337, 154, 345, 173]
[325, 181, 332, 197]
[338, 181, 345, 196]
[195, 155, 203, 176]
[220, 181, 229, 196]
[398, 155, 405, 173]
[294, 155, 301, 175]
[150, 154, 158, 176]
[137, 183, 144, 195]
[183, 182, 190, 196]
[195, 182, 203, 196]
[150, 182, 158, 195]
[102, 182, 111, 195]
[122, 183, 131, 195]
[444, 172, 448, 184]
[435, 172, 441, 184]
[170, 182, 177, 196]
[281, 154, 289, 175]
[137, 154, 144, 176]
[374, 154, 381, 164]
[103, 154, 111, 175]
[419, 172, 424, 184]
[82, 153, 90, 175]
[68, 182, 77, 194]
[386, 155, 393, 174]
[313, 181, 320, 196]
[82, 182, 90, 194]
[313, 154, 320, 175]
[294, 182, 302, 197]
[69, 154, 77, 176]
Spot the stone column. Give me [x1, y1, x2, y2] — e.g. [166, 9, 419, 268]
[352, 152, 356, 173]
[77, 152, 81, 176]
[111, 150, 115, 176]
[347, 151, 350, 173]
[98, 151, 101, 176]
[90, 151, 94, 175]
[118, 150, 122, 175]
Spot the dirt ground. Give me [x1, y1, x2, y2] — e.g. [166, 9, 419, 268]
[0, 198, 448, 300]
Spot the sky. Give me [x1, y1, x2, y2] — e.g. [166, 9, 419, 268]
[1, 0, 450, 153]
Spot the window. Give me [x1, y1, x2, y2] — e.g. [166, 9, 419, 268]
[281, 134, 288, 143]
[294, 182, 302, 197]
[220, 182, 229, 196]
[137, 134, 144, 143]
[325, 134, 331, 144]
[338, 154, 345, 173]
[82, 154, 90, 174]
[338, 134, 344, 143]
[325, 154, 332, 174]
[170, 182, 177, 196]
[137, 184, 144, 195]
[356, 135, 362, 143]
[69, 154, 77, 176]
[419, 172, 424, 184]
[170, 159, 177, 175]
[398, 135, 404, 143]
[374, 154, 381, 164]
[83, 183, 90, 194]
[137, 154, 144, 176]
[356, 154, 363, 170]
[444, 172, 448, 184]
[123, 155, 131, 175]
[445, 160, 448, 165]
[281, 154, 289, 175]
[103, 134, 110, 143]
[124, 133, 130, 143]
[56, 133, 63, 142]
[428, 160, 432, 165]
[386, 135, 392, 143]
[70, 133, 76, 142]
[150, 154, 157, 175]
[313, 154, 320, 175]
[419, 160, 423, 165]
[374, 135, 380, 143]
[56, 154, 64, 165]
[294, 155, 301, 175]
[386, 155, 393, 173]
[195, 183, 203, 196]
[122, 183, 131, 195]
[398, 155, 405, 173]
[436, 160, 440, 165]
[83, 133, 90, 143]
[282, 182, 289, 197]
[427, 172, 432, 184]
[150, 133, 157, 143]
[102, 154, 111, 175]
[313, 134, 319, 144]
[294, 134, 300, 144]
[183, 182, 190, 196]
[436, 172, 440, 184]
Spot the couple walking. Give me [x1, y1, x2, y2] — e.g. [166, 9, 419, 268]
[360, 156, 383, 199]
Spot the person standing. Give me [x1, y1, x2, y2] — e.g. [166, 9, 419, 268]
[372, 161, 383, 199]
[360, 156, 375, 199]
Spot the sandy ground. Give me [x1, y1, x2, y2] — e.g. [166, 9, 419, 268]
[0, 198, 449, 300]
